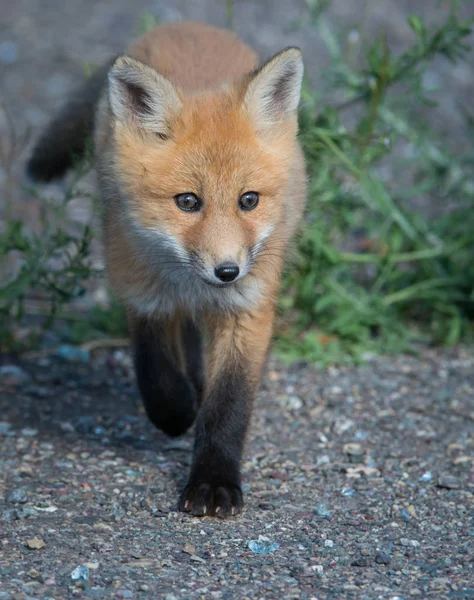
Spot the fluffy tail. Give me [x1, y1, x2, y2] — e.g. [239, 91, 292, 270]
[26, 59, 114, 182]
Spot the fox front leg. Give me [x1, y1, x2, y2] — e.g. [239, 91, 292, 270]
[128, 311, 199, 437]
[179, 305, 274, 518]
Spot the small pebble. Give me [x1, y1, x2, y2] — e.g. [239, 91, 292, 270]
[400, 538, 411, 547]
[3, 506, 37, 521]
[258, 502, 275, 510]
[26, 536, 45, 550]
[19, 507, 37, 518]
[351, 557, 371, 567]
[71, 565, 90, 581]
[34, 505, 57, 513]
[270, 470, 288, 481]
[315, 503, 332, 518]
[452, 455, 473, 468]
[2, 509, 19, 522]
[287, 395, 303, 410]
[399, 508, 411, 521]
[0, 365, 30, 385]
[312, 564, 324, 575]
[28, 568, 40, 579]
[247, 536, 279, 554]
[341, 486, 356, 497]
[112, 502, 126, 521]
[21, 428, 38, 437]
[316, 455, 330, 467]
[7, 488, 28, 504]
[343, 443, 365, 463]
[59, 421, 75, 433]
[183, 543, 197, 555]
[57, 345, 90, 363]
[437, 475, 461, 489]
[375, 552, 391, 565]
[419, 471, 432, 482]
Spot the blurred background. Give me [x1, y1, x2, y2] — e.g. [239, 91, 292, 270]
[1, 0, 474, 362]
[1, 0, 473, 127]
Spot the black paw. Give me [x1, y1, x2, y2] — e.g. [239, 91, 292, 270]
[140, 375, 198, 437]
[178, 481, 243, 518]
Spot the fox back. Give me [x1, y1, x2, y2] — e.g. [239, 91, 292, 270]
[94, 22, 306, 317]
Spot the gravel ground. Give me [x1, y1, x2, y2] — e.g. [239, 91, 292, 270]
[1, 346, 473, 599]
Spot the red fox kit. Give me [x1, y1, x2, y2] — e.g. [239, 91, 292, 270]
[27, 22, 307, 517]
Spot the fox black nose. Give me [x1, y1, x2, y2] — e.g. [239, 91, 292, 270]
[214, 262, 240, 282]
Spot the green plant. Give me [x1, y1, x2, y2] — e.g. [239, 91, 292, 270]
[276, 4, 474, 363]
[0, 153, 99, 351]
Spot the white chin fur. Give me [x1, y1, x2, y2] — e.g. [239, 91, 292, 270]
[121, 219, 264, 317]
[128, 274, 263, 317]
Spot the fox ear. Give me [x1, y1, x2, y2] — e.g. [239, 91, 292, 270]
[108, 56, 181, 135]
[243, 47, 303, 128]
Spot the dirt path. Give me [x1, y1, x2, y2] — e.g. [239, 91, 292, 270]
[1, 346, 473, 599]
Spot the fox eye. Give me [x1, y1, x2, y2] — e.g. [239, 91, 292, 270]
[239, 191, 259, 211]
[175, 193, 201, 212]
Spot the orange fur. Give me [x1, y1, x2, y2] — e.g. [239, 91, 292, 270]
[128, 22, 258, 92]
[113, 92, 296, 269]
[94, 20, 307, 374]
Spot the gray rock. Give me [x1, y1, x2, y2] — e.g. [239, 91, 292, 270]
[437, 475, 461, 489]
[7, 488, 28, 504]
[343, 443, 365, 463]
[2, 509, 19, 523]
[351, 557, 371, 567]
[375, 552, 391, 565]
[0, 365, 30, 385]
[400, 538, 411, 547]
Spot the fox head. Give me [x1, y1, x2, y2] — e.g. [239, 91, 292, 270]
[107, 47, 304, 295]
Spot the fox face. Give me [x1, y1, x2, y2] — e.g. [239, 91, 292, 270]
[106, 48, 303, 312]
